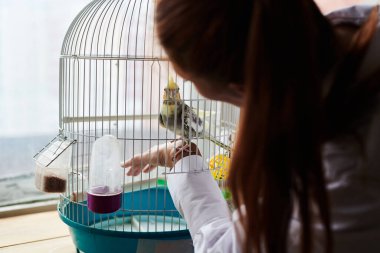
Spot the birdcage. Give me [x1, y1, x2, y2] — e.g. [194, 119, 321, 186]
[34, 0, 239, 252]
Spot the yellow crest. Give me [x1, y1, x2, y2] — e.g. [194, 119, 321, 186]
[167, 76, 179, 90]
[163, 76, 181, 101]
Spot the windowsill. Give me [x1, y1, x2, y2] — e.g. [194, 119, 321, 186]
[0, 210, 76, 252]
[0, 200, 58, 218]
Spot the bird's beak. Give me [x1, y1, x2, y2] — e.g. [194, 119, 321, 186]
[163, 88, 180, 101]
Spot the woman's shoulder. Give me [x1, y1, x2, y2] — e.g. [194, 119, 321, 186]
[326, 5, 377, 25]
[325, 5, 375, 25]
[327, 5, 380, 80]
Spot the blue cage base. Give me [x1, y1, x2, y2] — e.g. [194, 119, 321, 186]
[58, 188, 193, 253]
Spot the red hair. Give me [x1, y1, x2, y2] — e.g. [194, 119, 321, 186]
[156, 1, 379, 252]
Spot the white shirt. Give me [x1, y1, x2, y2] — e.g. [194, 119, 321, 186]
[167, 5, 380, 253]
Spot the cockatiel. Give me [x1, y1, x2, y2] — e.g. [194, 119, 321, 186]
[159, 77, 231, 151]
[159, 77, 203, 138]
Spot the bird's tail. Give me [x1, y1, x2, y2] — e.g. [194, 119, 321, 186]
[202, 133, 232, 153]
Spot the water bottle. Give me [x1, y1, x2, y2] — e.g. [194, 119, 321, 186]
[87, 135, 123, 213]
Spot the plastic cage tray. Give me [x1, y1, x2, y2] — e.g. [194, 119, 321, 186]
[59, 187, 193, 253]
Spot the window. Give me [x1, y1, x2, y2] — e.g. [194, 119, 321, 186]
[0, 0, 88, 207]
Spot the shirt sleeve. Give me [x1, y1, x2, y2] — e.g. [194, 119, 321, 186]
[166, 155, 241, 253]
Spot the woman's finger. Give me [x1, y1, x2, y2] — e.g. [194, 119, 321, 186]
[142, 164, 156, 173]
[122, 156, 141, 168]
[121, 158, 133, 168]
[126, 167, 134, 176]
[126, 166, 141, 176]
[132, 168, 141, 176]
[122, 159, 133, 168]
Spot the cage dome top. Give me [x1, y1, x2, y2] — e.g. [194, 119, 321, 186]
[61, 0, 164, 59]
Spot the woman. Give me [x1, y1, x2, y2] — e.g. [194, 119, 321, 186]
[123, 1, 380, 252]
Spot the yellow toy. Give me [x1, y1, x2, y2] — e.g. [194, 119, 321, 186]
[209, 154, 231, 180]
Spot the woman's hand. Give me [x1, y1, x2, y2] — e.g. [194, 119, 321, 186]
[122, 140, 201, 176]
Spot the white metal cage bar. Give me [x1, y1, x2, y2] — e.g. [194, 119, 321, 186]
[55, 0, 240, 234]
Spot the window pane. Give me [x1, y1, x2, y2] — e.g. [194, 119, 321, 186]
[0, 0, 88, 207]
